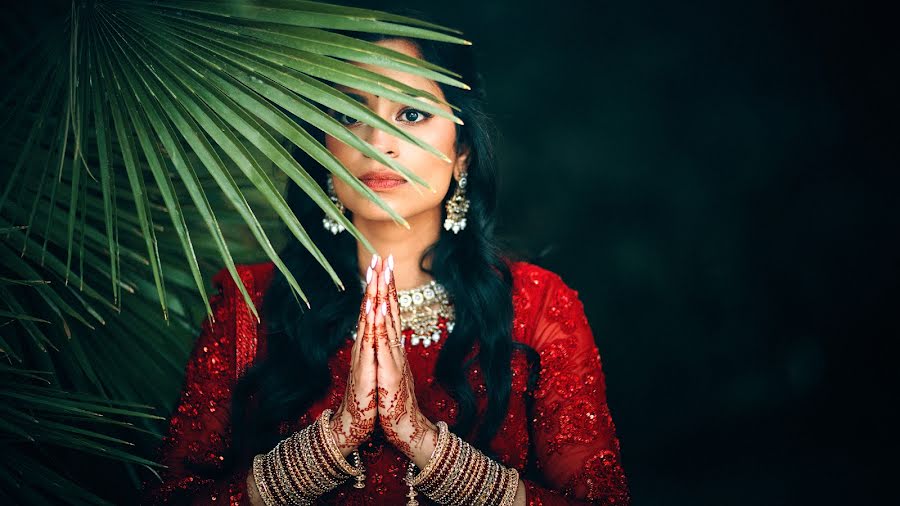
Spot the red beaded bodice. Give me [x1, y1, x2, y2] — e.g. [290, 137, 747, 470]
[143, 261, 630, 505]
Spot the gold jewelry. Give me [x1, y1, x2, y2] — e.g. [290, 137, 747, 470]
[322, 176, 347, 235]
[474, 457, 498, 506]
[405, 461, 420, 506]
[317, 409, 365, 479]
[406, 421, 450, 487]
[432, 435, 470, 503]
[444, 170, 469, 234]
[251, 409, 370, 505]
[252, 454, 277, 506]
[274, 439, 304, 504]
[351, 449, 366, 489]
[500, 467, 520, 506]
[351, 278, 455, 348]
[463, 446, 489, 503]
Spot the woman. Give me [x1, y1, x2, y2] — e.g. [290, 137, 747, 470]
[144, 33, 630, 506]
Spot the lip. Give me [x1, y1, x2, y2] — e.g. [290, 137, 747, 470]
[359, 171, 407, 191]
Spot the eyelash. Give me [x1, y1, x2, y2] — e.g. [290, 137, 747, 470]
[330, 107, 433, 127]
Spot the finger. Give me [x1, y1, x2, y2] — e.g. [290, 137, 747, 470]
[351, 255, 376, 364]
[374, 272, 395, 372]
[362, 254, 379, 348]
[385, 254, 404, 353]
[359, 291, 377, 377]
[382, 262, 404, 368]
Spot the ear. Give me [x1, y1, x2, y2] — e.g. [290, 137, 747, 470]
[453, 147, 471, 180]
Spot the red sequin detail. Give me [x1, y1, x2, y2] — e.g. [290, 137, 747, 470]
[143, 261, 630, 505]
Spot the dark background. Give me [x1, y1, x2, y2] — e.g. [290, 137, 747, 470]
[349, 0, 896, 503]
[5, 0, 894, 504]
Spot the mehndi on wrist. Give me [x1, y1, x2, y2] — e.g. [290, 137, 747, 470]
[403, 420, 520, 506]
[251, 408, 365, 506]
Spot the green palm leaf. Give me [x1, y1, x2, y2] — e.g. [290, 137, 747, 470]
[1, 0, 468, 502]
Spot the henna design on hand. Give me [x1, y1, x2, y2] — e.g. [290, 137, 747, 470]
[377, 268, 433, 457]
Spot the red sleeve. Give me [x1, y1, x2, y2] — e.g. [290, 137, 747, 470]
[522, 271, 630, 505]
[142, 269, 253, 506]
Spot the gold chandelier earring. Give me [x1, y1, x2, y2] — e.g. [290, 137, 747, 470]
[443, 170, 469, 234]
[322, 176, 347, 235]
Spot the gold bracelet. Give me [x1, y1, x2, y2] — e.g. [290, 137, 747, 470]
[262, 451, 290, 505]
[274, 439, 304, 505]
[406, 420, 450, 487]
[297, 420, 337, 496]
[317, 408, 364, 477]
[286, 428, 319, 500]
[434, 435, 472, 504]
[285, 430, 319, 504]
[306, 418, 347, 490]
[311, 414, 345, 479]
[499, 467, 520, 506]
[453, 441, 486, 505]
[418, 434, 462, 497]
[462, 448, 490, 504]
[474, 458, 498, 506]
[485, 460, 509, 506]
[252, 454, 277, 506]
[425, 434, 462, 502]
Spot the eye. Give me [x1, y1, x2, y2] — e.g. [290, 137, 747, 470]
[399, 108, 433, 124]
[332, 110, 359, 126]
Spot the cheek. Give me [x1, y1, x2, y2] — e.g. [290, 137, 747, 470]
[324, 135, 352, 162]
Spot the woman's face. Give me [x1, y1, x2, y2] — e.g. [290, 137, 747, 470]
[324, 39, 468, 225]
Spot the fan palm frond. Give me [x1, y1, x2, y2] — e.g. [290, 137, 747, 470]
[1, 1, 469, 502]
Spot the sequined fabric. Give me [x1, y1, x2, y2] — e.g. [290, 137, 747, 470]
[142, 261, 630, 505]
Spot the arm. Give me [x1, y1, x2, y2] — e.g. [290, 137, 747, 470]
[142, 271, 254, 506]
[520, 272, 631, 505]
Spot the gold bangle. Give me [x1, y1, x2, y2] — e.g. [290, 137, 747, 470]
[474, 458, 498, 506]
[434, 435, 472, 504]
[285, 429, 316, 500]
[426, 434, 462, 501]
[262, 451, 290, 505]
[286, 430, 321, 504]
[499, 467, 520, 506]
[274, 440, 304, 505]
[406, 421, 449, 487]
[297, 421, 337, 496]
[252, 454, 277, 506]
[311, 414, 345, 478]
[463, 448, 490, 504]
[317, 408, 363, 477]
[420, 431, 461, 495]
[455, 442, 485, 505]
[306, 419, 346, 489]
[485, 461, 509, 506]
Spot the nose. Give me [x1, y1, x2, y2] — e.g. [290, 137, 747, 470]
[363, 123, 399, 159]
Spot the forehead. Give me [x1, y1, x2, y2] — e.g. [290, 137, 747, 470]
[336, 39, 445, 101]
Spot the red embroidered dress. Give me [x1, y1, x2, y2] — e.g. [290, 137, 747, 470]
[144, 261, 630, 505]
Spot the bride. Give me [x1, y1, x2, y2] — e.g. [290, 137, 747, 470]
[144, 34, 630, 506]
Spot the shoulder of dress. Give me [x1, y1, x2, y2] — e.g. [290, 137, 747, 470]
[208, 262, 275, 376]
[211, 261, 276, 298]
[508, 260, 568, 294]
[507, 260, 576, 344]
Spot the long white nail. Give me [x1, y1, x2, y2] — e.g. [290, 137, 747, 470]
[370, 253, 378, 269]
[366, 266, 373, 283]
[365, 298, 372, 314]
[387, 254, 394, 271]
[384, 265, 391, 284]
[380, 301, 387, 315]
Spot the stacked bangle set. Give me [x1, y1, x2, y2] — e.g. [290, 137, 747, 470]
[252, 409, 520, 505]
[252, 409, 363, 505]
[404, 419, 519, 506]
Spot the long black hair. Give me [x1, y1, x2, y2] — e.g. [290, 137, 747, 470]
[227, 24, 539, 469]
